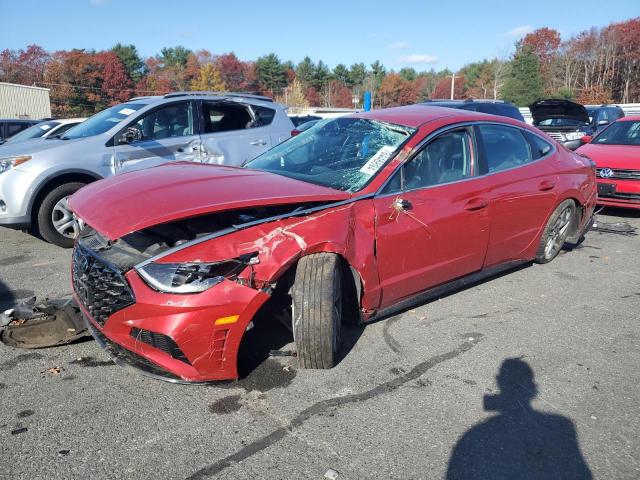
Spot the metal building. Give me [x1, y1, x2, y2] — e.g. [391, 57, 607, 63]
[0, 82, 52, 119]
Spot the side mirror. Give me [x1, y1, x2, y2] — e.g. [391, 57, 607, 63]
[597, 119, 609, 126]
[119, 126, 143, 144]
[580, 135, 592, 144]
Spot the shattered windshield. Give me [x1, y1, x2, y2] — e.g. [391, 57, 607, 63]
[245, 117, 415, 192]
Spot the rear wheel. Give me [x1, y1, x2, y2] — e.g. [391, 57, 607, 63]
[36, 182, 86, 248]
[291, 253, 343, 369]
[535, 200, 576, 264]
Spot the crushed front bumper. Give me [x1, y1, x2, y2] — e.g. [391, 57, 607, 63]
[72, 245, 270, 383]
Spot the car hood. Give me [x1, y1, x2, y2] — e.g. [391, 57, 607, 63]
[576, 143, 640, 169]
[69, 162, 351, 240]
[0, 136, 84, 156]
[529, 99, 590, 125]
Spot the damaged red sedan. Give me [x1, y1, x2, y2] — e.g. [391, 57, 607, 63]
[69, 105, 596, 383]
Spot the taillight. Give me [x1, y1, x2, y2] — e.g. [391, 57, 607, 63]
[291, 129, 300, 136]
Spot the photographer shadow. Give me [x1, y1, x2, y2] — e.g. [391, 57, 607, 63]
[446, 358, 592, 480]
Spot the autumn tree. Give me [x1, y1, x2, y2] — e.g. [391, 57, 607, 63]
[432, 74, 466, 99]
[522, 27, 561, 92]
[191, 63, 226, 91]
[378, 73, 418, 107]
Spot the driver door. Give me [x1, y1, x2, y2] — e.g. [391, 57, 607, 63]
[113, 101, 202, 174]
[373, 127, 492, 307]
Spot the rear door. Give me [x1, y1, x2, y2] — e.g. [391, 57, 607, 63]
[374, 126, 492, 307]
[476, 123, 559, 267]
[198, 101, 273, 166]
[113, 100, 201, 174]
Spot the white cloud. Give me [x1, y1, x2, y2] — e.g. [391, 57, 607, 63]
[505, 25, 534, 38]
[397, 54, 438, 65]
[388, 41, 410, 50]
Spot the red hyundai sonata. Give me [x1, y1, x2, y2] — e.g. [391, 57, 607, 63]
[576, 116, 640, 209]
[69, 106, 596, 383]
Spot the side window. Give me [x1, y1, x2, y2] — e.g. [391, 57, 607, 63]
[478, 124, 532, 173]
[401, 129, 473, 191]
[524, 131, 553, 160]
[253, 106, 276, 127]
[202, 102, 252, 133]
[52, 123, 77, 136]
[7, 122, 28, 137]
[134, 102, 194, 140]
[598, 109, 610, 124]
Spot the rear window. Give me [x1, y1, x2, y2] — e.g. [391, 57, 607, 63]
[253, 106, 276, 127]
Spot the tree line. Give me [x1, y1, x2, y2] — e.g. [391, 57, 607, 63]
[0, 17, 638, 117]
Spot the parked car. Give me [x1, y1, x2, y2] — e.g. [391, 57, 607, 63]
[289, 114, 322, 127]
[69, 105, 597, 383]
[0, 119, 39, 144]
[291, 119, 320, 136]
[1, 118, 86, 145]
[576, 116, 640, 209]
[0, 92, 293, 247]
[529, 100, 625, 150]
[422, 99, 525, 122]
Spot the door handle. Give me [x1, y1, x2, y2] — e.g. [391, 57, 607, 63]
[464, 198, 489, 211]
[539, 180, 555, 191]
[250, 139, 267, 146]
[177, 147, 185, 153]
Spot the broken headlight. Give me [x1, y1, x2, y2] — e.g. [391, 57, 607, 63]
[136, 252, 259, 294]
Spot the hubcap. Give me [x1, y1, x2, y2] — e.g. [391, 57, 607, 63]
[51, 196, 80, 239]
[544, 206, 573, 259]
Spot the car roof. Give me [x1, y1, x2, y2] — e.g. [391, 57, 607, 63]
[618, 115, 640, 122]
[350, 104, 526, 128]
[0, 118, 37, 123]
[127, 92, 276, 108]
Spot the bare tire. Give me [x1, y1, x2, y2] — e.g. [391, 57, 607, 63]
[535, 200, 576, 264]
[291, 253, 343, 369]
[36, 182, 86, 248]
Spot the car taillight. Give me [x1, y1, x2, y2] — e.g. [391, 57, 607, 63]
[291, 129, 301, 136]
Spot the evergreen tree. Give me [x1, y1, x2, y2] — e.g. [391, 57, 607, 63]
[295, 56, 315, 86]
[255, 53, 287, 94]
[111, 43, 145, 82]
[501, 46, 544, 106]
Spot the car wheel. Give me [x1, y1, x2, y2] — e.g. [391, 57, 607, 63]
[36, 182, 86, 248]
[291, 253, 343, 369]
[535, 199, 577, 264]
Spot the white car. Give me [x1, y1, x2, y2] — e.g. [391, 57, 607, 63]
[0, 118, 86, 146]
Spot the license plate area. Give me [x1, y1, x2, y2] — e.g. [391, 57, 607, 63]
[597, 183, 616, 197]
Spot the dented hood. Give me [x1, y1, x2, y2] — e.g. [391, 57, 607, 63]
[69, 162, 350, 240]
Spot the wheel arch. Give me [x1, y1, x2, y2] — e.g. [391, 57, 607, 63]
[29, 169, 103, 224]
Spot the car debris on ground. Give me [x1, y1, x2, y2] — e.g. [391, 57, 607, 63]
[0, 297, 89, 349]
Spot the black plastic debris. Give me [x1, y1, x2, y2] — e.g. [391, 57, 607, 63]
[11, 427, 28, 435]
[592, 217, 637, 236]
[0, 297, 90, 349]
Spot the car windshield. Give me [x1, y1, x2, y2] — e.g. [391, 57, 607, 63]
[537, 118, 589, 127]
[245, 117, 415, 192]
[61, 103, 145, 139]
[592, 121, 640, 146]
[5, 121, 60, 143]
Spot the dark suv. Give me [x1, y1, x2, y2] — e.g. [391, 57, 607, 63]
[0, 119, 39, 144]
[529, 100, 625, 150]
[422, 99, 525, 122]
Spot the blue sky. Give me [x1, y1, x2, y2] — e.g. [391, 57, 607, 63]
[2, 0, 638, 71]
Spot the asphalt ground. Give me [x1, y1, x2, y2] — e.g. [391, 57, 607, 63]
[0, 208, 639, 479]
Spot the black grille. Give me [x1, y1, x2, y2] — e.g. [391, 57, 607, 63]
[130, 328, 191, 365]
[72, 243, 135, 327]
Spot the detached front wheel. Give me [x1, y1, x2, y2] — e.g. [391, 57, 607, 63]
[291, 253, 343, 369]
[535, 199, 577, 264]
[36, 182, 86, 248]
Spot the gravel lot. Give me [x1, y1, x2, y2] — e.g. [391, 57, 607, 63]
[0, 209, 639, 479]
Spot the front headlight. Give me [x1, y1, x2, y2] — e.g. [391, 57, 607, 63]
[136, 252, 259, 294]
[565, 132, 585, 141]
[0, 156, 32, 174]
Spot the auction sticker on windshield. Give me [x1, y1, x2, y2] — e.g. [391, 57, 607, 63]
[118, 108, 136, 116]
[359, 145, 396, 176]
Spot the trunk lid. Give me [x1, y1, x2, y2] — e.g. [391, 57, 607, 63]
[69, 162, 351, 240]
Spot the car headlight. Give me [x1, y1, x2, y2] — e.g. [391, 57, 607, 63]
[565, 132, 585, 141]
[0, 156, 32, 174]
[136, 252, 259, 294]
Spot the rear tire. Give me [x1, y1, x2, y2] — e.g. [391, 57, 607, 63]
[36, 182, 86, 248]
[291, 253, 343, 369]
[535, 200, 576, 264]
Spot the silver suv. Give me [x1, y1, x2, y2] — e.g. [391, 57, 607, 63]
[0, 92, 294, 247]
